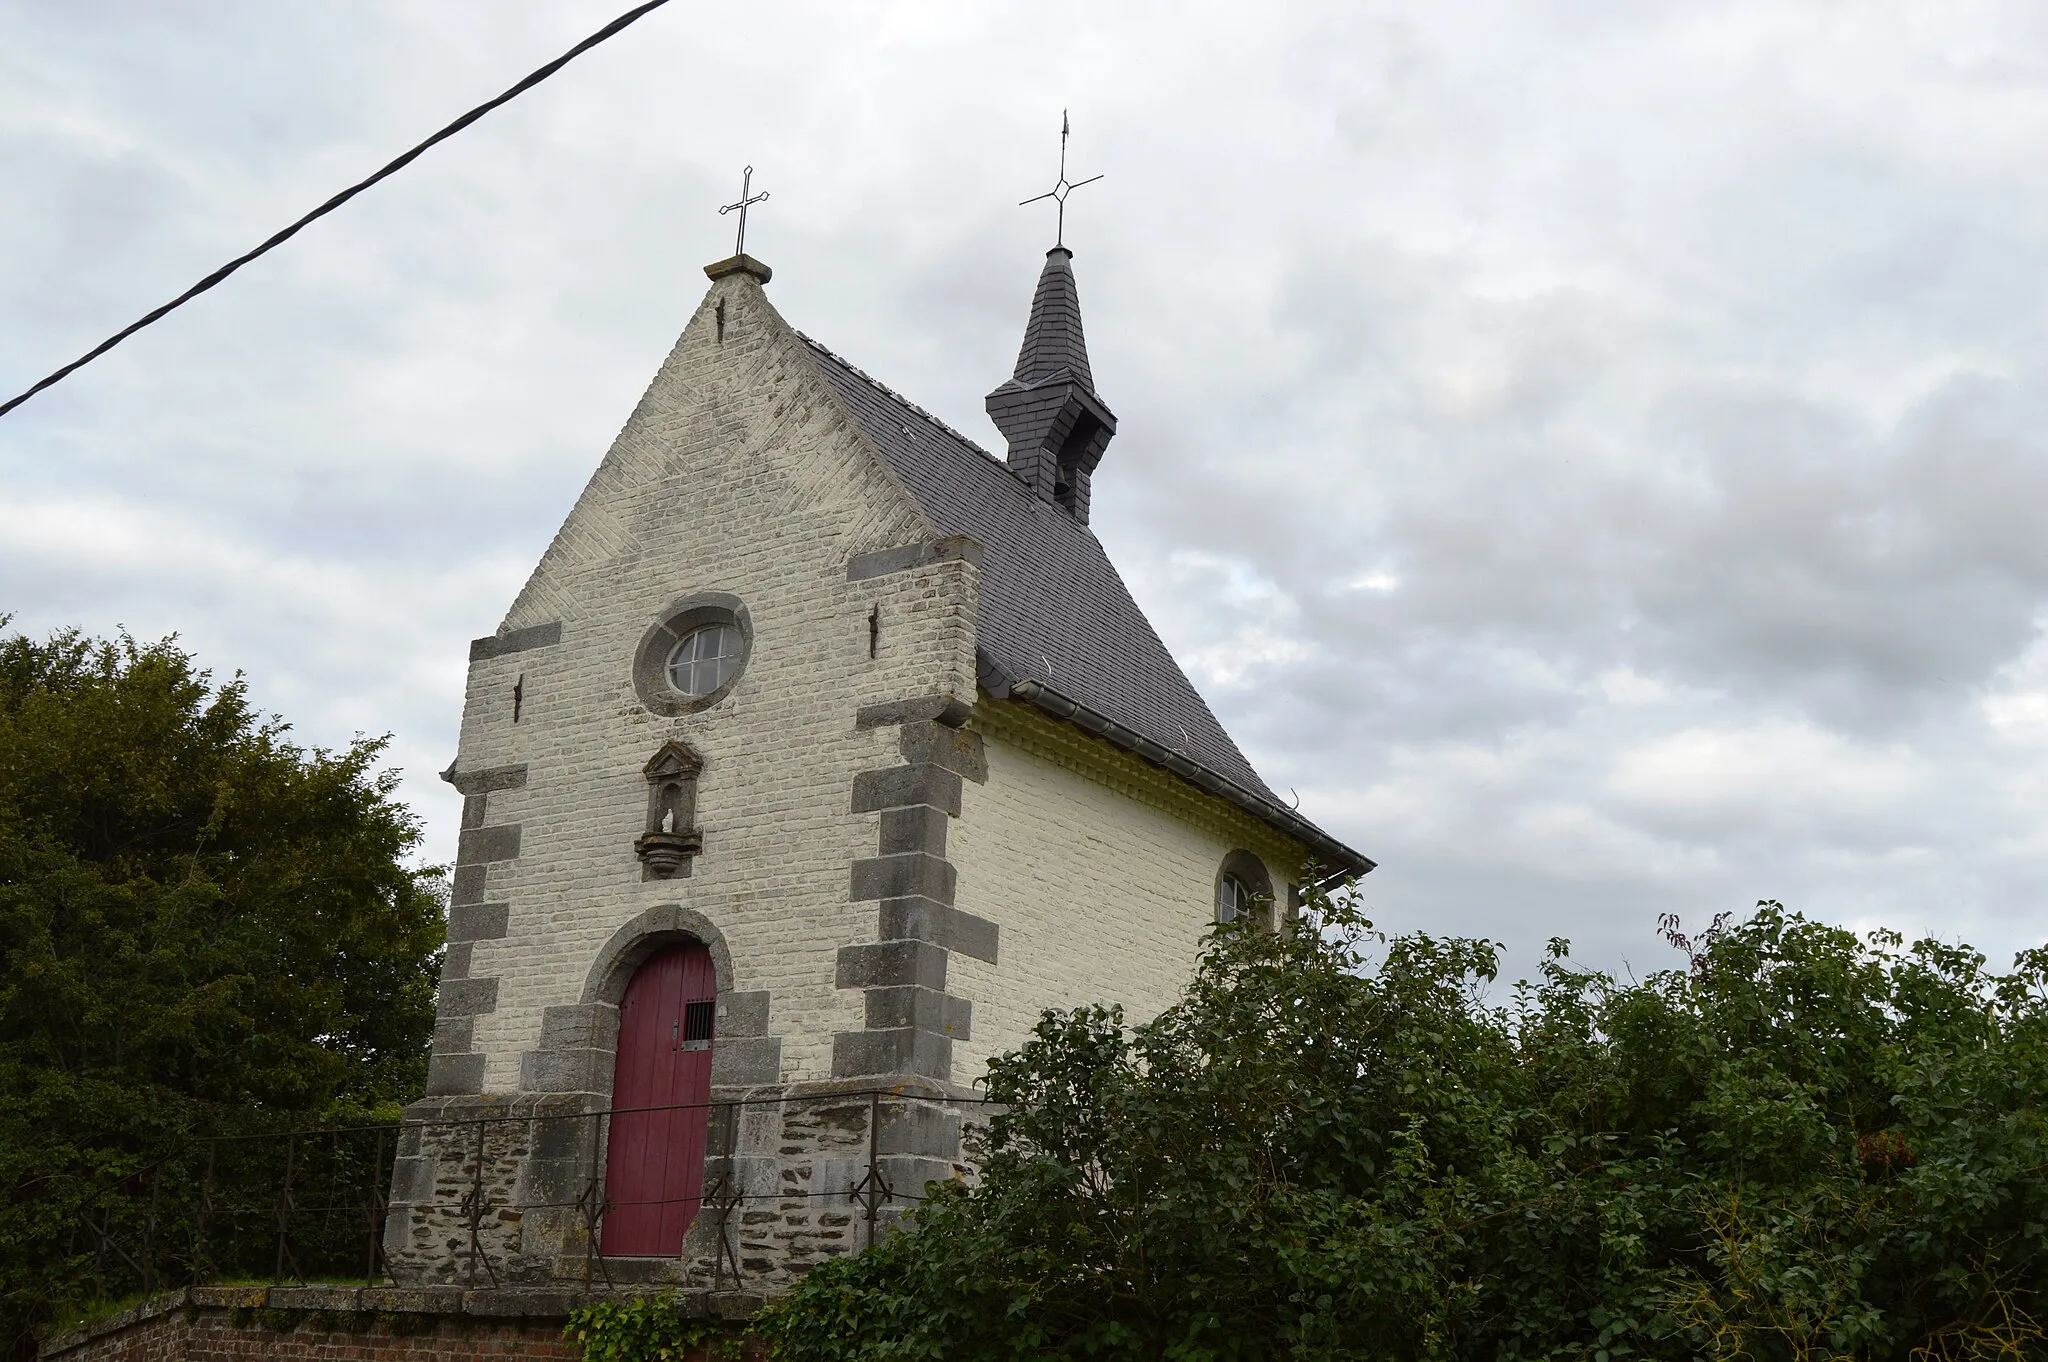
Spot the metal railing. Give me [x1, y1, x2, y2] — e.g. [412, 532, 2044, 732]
[66, 1088, 994, 1307]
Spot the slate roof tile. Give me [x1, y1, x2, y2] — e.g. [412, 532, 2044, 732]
[803, 335, 1280, 792]
[796, 335, 1370, 886]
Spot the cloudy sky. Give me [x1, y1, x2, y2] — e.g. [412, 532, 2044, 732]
[7, 0, 2048, 986]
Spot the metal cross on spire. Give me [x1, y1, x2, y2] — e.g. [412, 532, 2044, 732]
[719, 165, 770, 257]
[1019, 110, 1102, 249]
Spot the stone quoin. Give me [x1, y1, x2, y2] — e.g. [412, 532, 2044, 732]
[382, 241, 1374, 1290]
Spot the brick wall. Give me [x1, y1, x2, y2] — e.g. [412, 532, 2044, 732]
[437, 265, 975, 1095]
[42, 1288, 753, 1362]
[947, 699, 1305, 1083]
[392, 257, 1317, 1286]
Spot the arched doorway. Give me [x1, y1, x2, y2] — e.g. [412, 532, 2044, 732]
[601, 941, 717, 1256]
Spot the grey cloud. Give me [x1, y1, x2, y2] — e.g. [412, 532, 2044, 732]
[8, 0, 2048, 991]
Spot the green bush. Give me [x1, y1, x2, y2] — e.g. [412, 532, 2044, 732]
[0, 625, 443, 1357]
[755, 890, 2048, 1360]
[565, 1295, 744, 1362]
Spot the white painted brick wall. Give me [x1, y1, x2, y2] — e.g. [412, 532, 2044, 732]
[452, 270, 977, 1089]
[947, 700, 1304, 1086]
[446, 266, 1310, 1101]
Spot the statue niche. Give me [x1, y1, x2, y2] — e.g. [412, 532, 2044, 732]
[634, 740, 705, 879]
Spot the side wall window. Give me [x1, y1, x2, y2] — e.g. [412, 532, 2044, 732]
[1214, 849, 1275, 927]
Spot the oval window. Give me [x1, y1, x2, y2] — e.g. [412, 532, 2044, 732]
[666, 623, 745, 698]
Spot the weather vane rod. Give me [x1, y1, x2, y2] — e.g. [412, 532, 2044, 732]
[1019, 110, 1102, 249]
[719, 165, 769, 257]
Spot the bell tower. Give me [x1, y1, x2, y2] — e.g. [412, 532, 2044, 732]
[984, 246, 1117, 523]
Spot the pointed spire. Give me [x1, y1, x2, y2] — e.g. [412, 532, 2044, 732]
[986, 248, 1116, 523]
[1010, 247, 1094, 390]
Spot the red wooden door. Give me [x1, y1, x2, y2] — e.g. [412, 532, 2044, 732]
[601, 943, 717, 1256]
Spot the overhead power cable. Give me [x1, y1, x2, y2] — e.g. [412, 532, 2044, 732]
[0, 0, 677, 421]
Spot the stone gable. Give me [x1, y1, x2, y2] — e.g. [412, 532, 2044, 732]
[388, 254, 1357, 1290]
[438, 265, 980, 1098]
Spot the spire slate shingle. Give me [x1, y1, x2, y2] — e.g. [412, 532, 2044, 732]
[803, 335, 1373, 879]
[985, 248, 1116, 524]
[1008, 246, 1094, 389]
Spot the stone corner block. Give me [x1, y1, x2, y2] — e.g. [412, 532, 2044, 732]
[709, 1035, 783, 1087]
[898, 720, 987, 782]
[450, 864, 488, 907]
[456, 823, 522, 866]
[425, 1051, 487, 1097]
[876, 898, 998, 964]
[436, 976, 499, 1018]
[831, 1027, 952, 1082]
[864, 985, 972, 1041]
[877, 805, 949, 857]
[447, 901, 510, 943]
[851, 852, 956, 905]
[851, 764, 962, 816]
[432, 1017, 475, 1054]
[835, 939, 948, 992]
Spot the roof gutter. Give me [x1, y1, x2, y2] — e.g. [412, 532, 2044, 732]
[1002, 676, 1375, 883]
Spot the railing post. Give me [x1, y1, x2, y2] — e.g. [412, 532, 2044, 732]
[192, 1141, 215, 1286]
[141, 1162, 162, 1294]
[366, 1125, 388, 1285]
[576, 1105, 613, 1289]
[460, 1117, 499, 1288]
[708, 1100, 743, 1290]
[273, 1133, 299, 1284]
[846, 1090, 893, 1250]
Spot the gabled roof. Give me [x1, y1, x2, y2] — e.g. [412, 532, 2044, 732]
[803, 336, 1373, 879]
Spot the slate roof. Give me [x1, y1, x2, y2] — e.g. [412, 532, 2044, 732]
[802, 335, 1374, 877]
[1004, 244, 1095, 390]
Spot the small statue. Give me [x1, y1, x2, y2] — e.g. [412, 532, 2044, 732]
[635, 742, 705, 879]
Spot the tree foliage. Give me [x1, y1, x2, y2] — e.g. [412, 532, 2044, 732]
[756, 891, 2048, 1360]
[0, 625, 443, 1352]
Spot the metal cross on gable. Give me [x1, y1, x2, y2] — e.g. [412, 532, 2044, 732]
[719, 165, 770, 257]
[1019, 110, 1103, 249]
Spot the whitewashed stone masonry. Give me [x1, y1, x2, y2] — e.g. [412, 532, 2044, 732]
[386, 257, 1324, 1289]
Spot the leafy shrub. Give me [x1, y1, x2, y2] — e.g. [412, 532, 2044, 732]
[755, 890, 2048, 1361]
[0, 626, 443, 1357]
[566, 1295, 744, 1362]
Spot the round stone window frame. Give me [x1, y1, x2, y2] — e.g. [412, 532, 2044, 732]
[632, 592, 754, 716]
[1214, 849, 1276, 927]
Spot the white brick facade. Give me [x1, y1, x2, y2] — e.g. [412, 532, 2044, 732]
[387, 258, 1328, 1287]
[949, 700, 1301, 1083]
[442, 265, 975, 1092]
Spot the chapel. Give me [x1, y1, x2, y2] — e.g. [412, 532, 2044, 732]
[383, 232, 1372, 1288]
